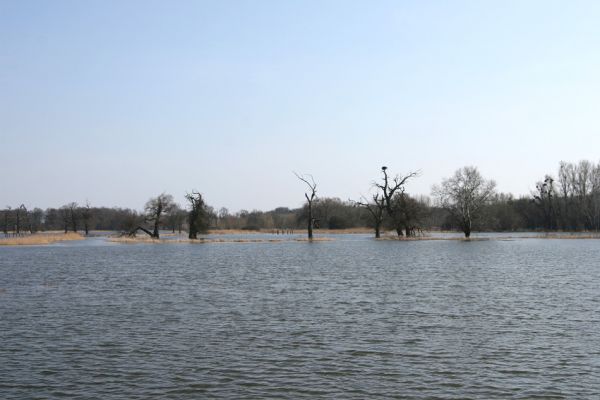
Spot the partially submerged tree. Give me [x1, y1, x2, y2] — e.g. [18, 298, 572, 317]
[185, 191, 209, 239]
[354, 193, 386, 238]
[433, 166, 496, 238]
[390, 193, 428, 237]
[144, 193, 174, 239]
[294, 172, 317, 239]
[375, 166, 419, 236]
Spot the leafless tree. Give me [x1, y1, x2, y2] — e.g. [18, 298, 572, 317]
[80, 201, 93, 235]
[433, 166, 496, 238]
[2, 206, 10, 235]
[66, 202, 79, 232]
[294, 172, 317, 239]
[166, 204, 187, 234]
[185, 191, 209, 239]
[15, 204, 27, 235]
[354, 193, 386, 238]
[374, 166, 419, 236]
[59, 206, 70, 233]
[144, 193, 174, 239]
[533, 175, 558, 230]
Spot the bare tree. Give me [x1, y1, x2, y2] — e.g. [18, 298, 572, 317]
[59, 206, 70, 233]
[80, 201, 93, 235]
[433, 166, 496, 238]
[294, 172, 317, 239]
[2, 206, 10, 235]
[374, 166, 419, 236]
[66, 202, 79, 233]
[354, 193, 386, 238]
[144, 193, 174, 239]
[11, 204, 29, 235]
[185, 191, 209, 239]
[29, 208, 44, 233]
[532, 175, 558, 230]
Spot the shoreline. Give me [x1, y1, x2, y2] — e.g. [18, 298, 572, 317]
[3, 230, 600, 247]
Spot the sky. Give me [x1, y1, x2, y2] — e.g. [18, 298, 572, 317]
[2, 0, 600, 212]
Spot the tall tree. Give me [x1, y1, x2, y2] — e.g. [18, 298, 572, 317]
[2, 206, 10, 235]
[66, 202, 79, 232]
[374, 166, 419, 236]
[144, 193, 174, 239]
[294, 172, 317, 239]
[80, 201, 93, 235]
[59, 206, 70, 233]
[355, 194, 386, 238]
[532, 175, 558, 230]
[15, 204, 27, 235]
[433, 166, 496, 238]
[185, 191, 209, 239]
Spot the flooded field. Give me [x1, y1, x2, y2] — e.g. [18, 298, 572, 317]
[2, 235, 600, 398]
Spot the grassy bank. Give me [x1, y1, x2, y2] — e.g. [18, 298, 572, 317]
[0, 232, 84, 246]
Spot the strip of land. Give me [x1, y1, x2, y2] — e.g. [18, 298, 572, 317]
[0, 232, 84, 246]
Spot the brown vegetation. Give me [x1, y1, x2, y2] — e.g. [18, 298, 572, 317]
[0, 232, 84, 246]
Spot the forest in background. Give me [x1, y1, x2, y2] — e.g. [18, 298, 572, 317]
[3, 160, 600, 237]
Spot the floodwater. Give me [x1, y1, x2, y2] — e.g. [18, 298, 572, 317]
[1, 235, 600, 399]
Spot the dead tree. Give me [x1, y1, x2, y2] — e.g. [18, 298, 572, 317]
[375, 166, 419, 236]
[355, 193, 386, 238]
[294, 172, 317, 239]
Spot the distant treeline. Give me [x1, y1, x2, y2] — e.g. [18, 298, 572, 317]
[3, 160, 600, 237]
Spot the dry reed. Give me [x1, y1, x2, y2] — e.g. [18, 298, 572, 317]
[0, 232, 84, 246]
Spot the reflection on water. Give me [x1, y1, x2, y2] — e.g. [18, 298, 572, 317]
[1, 237, 600, 398]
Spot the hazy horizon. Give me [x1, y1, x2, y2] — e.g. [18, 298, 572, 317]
[3, 1, 600, 211]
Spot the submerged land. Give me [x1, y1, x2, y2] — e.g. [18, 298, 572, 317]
[3, 230, 600, 247]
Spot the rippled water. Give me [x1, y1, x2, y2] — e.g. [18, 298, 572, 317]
[2, 236, 600, 398]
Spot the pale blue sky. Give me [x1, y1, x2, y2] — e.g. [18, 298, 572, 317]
[2, 1, 600, 211]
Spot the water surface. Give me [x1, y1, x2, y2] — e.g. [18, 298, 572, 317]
[1, 236, 600, 398]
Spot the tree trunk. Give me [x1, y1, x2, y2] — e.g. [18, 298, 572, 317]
[375, 223, 381, 238]
[84, 223, 89, 236]
[463, 220, 471, 238]
[130, 226, 153, 237]
[307, 202, 313, 239]
[152, 221, 160, 238]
